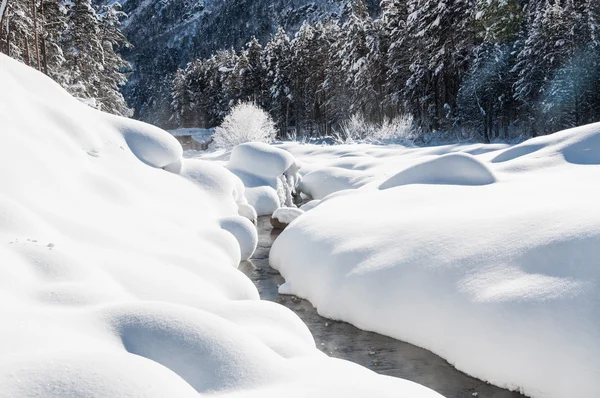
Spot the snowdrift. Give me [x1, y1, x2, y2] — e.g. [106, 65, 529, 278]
[271, 125, 600, 398]
[227, 142, 301, 215]
[0, 55, 444, 397]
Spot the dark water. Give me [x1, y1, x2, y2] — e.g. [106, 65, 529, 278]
[239, 216, 526, 398]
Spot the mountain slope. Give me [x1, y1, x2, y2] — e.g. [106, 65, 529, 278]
[115, 0, 380, 126]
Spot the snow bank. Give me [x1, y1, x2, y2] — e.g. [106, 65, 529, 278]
[271, 123, 600, 398]
[379, 153, 496, 189]
[0, 55, 444, 398]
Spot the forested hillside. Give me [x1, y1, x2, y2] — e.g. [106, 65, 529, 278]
[2, 0, 598, 140]
[172, 0, 600, 140]
[0, 0, 131, 116]
[117, 0, 380, 125]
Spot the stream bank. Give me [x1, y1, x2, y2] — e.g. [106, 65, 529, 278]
[239, 216, 525, 398]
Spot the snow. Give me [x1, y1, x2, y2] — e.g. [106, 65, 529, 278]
[271, 124, 600, 398]
[238, 203, 258, 224]
[301, 167, 375, 199]
[272, 207, 305, 225]
[379, 152, 496, 189]
[0, 55, 444, 398]
[219, 215, 258, 261]
[229, 142, 296, 178]
[225, 142, 301, 214]
[177, 158, 247, 216]
[244, 186, 282, 216]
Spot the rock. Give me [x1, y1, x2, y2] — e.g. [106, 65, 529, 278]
[270, 216, 288, 230]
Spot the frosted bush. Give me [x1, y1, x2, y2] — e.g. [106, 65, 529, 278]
[373, 115, 415, 142]
[334, 114, 415, 144]
[213, 102, 277, 149]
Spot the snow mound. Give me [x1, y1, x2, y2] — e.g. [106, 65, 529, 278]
[491, 122, 600, 166]
[380, 153, 496, 189]
[300, 200, 321, 212]
[244, 186, 282, 216]
[219, 215, 258, 261]
[271, 124, 600, 398]
[229, 142, 296, 178]
[272, 207, 305, 225]
[227, 142, 301, 213]
[0, 55, 445, 398]
[238, 203, 258, 224]
[116, 117, 183, 168]
[300, 167, 375, 199]
[179, 158, 247, 216]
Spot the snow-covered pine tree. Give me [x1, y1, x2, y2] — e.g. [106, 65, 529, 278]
[320, 19, 349, 133]
[381, 0, 409, 115]
[404, 0, 475, 130]
[457, 0, 524, 141]
[263, 27, 294, 135]
[515, 0, 600, 134]
[40, 0, 67, 81]
[94, 3, 132, 116]
[170, 67, 189, 127]
[291, 22, 331, 135]
[2, 0, 34, 63]
[339, 0, 384, 124]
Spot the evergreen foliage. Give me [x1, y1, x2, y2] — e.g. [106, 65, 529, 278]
[172, 0, 600, 140]
[1, 0, 132, 116]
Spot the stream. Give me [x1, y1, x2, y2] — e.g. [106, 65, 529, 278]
[239, 216, 526, 398]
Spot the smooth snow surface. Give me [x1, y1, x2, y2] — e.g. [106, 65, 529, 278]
[0, 55, 444, 398]
[379, 152, 496, 189]
[271, 125, 600, 398]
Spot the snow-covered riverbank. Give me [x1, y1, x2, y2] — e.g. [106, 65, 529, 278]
[0, 54, 444, 397]
[269, 126, 600, 398]
[244, 216, 525, 398]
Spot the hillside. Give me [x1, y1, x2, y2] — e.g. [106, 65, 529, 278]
[116, 0, 380, 126]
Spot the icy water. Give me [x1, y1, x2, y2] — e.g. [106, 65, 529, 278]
[239, 216, 526, 398]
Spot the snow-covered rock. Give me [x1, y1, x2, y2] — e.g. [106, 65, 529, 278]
[271, 123, 600, 398]
[0, 55, 445, 398]
[270, 207, 305, 230]
[227, 142, 302, 213]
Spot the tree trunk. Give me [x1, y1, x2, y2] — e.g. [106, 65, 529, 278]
[25, 35, 31, 65]
[31, 0, 40, 70]
[40, 0, 48, 75]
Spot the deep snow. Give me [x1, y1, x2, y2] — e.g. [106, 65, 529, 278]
[0, 55, 444, 397]
[270, 124, 600, 398]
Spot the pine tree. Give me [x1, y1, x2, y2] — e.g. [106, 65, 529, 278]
[381, 0, 409, 115]
[404, 0, 475, 130]
[458, 0, 524, 140]
[263, 27, 294, 134]
[95, 3, 132, 116]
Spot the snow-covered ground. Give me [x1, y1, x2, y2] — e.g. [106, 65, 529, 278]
[268, 126, 600, 398]
[0, 55, 445, 397]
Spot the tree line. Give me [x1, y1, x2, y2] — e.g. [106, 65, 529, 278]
[0, 0, 131, 116]
[171, 0, 600, 141]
